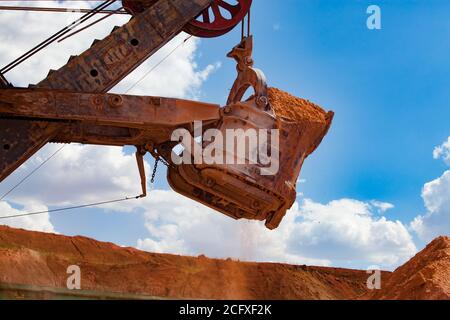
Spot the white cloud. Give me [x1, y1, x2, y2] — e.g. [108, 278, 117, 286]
[0, 1, 130, 86]
[1, 144, 146, 208]
[111, 36, 221, 100]
[370, 200, 394, 213]
[0, 143, 144, 232]
[288, 199, 416, 268]
[0, 1, 219, 100]
[433, 137, 450, 166]
[137, 191, 417, 269]
[0, 201, 54, 233]
[137, 190, 330, 266]
[411, 171, 450, 242]
[411, 137, 450, 242]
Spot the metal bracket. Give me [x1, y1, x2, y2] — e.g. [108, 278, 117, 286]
[226, 36, 269, 110]
[135, 146, 147, 198]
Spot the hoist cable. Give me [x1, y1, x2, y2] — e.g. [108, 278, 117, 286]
[0, 6, 128, 15]
[0, 145, 66, 201]
[0, 0, 116, 74]
[58, 6, 124, 43]
[0, 196, 142, 220]
[125, 35, 193, 94]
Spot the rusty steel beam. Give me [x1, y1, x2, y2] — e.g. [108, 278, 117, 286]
[0, 0, 213, 183]
[0, 89, 220, 128]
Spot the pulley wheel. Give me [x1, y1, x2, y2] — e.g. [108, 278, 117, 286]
[183, 0, 252, 38]
[122, 0, 251, 38]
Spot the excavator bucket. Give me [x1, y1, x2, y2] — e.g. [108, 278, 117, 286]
[165, 88, 333, 229]
[162, 37, 334, 229]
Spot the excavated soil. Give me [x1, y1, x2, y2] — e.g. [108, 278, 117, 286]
[267, 87, 331, 123]
[368, 236, 450, 300]
[0, 226, 372, 299]
[0, 226, 448, 300]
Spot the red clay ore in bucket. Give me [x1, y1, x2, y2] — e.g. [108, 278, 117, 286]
[268, 87, 332, 125]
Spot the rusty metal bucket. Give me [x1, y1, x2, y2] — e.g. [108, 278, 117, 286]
[165, 90, 333, 229]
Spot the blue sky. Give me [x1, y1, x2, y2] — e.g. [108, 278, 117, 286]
[200, 0, 450, 211]
[196, 0, 450, 223]
[1, 1, 449, 269]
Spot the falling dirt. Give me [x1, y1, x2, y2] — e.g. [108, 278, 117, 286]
[0, 226, 448, 300]
[267, 87, 331, 124]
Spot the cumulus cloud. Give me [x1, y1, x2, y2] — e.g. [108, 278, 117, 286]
[1, 144, 147, 208]
[0, 201, 54, 233]
[5, 144, 327, 266]
[0, 1, 129, 86]
[288, 199, 416, 268]
[0, 1, 219, 99]
[433, 137, 450, 166]
[370, 200, 394, 213]
[137, 192, 417, 269]
[411, 171, 450, 242]
[410, 137, 450, 242]
[111, 36, 221, 100]
[136, 190, 331, 266]
[0, 144, 145, 232]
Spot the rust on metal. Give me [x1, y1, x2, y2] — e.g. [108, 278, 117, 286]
[123, 0, 251, 38]
[164, 37, 334, 229]
[0, 0, 334, 229]
[227, 36, 268, 109]
[0, 0, 212, 183]
[0, 89, 220, 128]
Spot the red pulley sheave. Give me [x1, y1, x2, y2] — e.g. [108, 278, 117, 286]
[122, 0, 252, 38]
[184, 0, 252, 38]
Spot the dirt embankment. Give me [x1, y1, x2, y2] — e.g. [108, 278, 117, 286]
[0, 226, 448, 300]
[0, 226, 371, 299]
[368, 236, 450, 300]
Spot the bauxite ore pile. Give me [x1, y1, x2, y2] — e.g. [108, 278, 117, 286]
[368, 236, 450, 300]
[267, 87, 331, 124]
[0, 226, 449, 300]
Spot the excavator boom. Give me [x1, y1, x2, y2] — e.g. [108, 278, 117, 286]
[0, 0, 212, 183]
[0, 0, 333, 230]
[0, 88, 220, 146]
